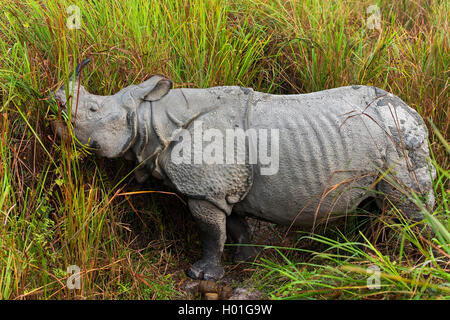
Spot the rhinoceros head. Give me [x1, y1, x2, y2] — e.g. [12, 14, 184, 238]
[52, 59, 172, 158]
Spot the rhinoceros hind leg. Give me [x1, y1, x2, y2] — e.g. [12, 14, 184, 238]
[186, 199, 226, 281]
[226, 214, 258, 263]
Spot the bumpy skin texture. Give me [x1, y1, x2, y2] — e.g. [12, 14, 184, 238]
[54, 68, 436, 281]
[138, 84, 436, 280]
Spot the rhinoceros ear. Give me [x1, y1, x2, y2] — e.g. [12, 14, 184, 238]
[131, 75, 172, 102]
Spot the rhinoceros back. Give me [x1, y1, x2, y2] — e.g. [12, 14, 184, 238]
[235, 86, 389, 226]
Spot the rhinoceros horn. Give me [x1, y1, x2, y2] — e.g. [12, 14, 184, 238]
[48, 58, 91, 111]
[60, 58, 91, 91]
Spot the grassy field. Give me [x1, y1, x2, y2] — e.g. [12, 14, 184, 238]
[0, 0, 448, 299]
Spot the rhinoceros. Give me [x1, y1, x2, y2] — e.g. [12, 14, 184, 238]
[52, 59, 436, 280]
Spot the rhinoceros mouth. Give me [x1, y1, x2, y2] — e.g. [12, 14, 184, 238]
[51, 119, 101, 153]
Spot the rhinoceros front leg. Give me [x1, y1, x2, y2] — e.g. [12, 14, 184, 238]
[186, 199, 226, 281]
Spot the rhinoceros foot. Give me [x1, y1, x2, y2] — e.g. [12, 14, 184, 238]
[186, 259, 225, 281]
[233, 246, 258, 263]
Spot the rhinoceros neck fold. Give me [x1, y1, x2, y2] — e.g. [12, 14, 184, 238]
[128, 100, 165, 180]
[116, 108, 138, 157]
[132, 101, 156, 161]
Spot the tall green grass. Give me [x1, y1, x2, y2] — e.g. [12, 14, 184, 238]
[0, 0, 448, 299]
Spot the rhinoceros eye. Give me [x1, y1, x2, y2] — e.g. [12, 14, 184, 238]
[89, 103, 99, 112]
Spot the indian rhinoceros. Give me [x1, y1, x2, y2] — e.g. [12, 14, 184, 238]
[52, 59, 436, 280]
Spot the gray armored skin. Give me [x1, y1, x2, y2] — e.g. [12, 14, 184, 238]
[53, 59, 436, 280]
